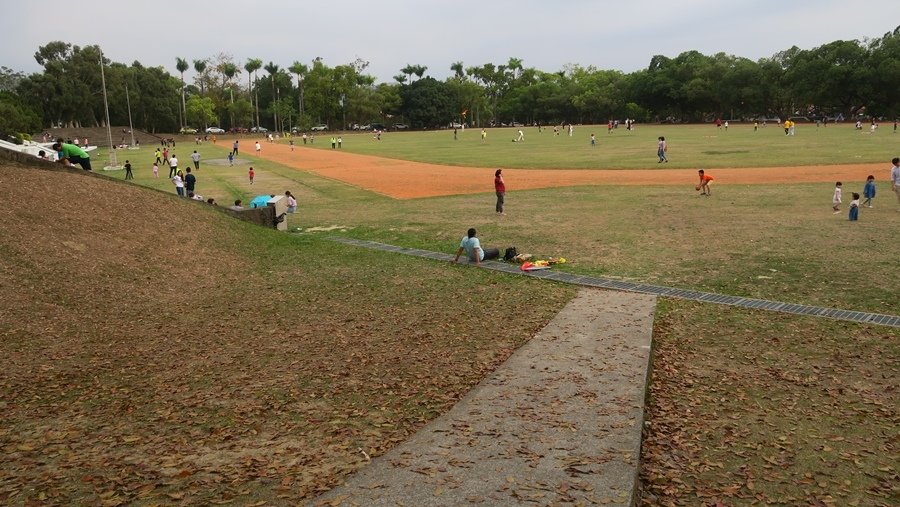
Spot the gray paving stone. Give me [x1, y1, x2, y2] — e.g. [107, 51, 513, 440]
[312, 289, 657, 507]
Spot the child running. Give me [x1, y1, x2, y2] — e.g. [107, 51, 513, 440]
[248, 166, 255, 185]
[152, 162, 159, 178]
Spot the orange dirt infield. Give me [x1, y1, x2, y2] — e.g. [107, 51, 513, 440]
[228, 138, 884, 199]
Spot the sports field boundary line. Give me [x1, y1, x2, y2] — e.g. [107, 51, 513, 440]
[328, 236, 900, 328]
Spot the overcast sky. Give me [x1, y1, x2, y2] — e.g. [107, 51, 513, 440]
[3, 1, 898, 83]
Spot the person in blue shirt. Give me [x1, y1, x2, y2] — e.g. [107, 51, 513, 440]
[452, 228, 499, 265]
[862, 175, 876, 208]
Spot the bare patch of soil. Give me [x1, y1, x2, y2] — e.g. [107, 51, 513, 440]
[232, 138, 884, 199]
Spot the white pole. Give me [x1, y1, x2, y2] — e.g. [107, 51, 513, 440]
[125, 82, 136, 147]
[100, 50, 117, 167]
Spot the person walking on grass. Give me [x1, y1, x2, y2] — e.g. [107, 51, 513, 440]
[228, 151, 234, 166]
[255, 141, 261, 155]
[124, 160, 133, 180]
[248, 166, 255, 185]
[657, 136, 668, 163]
[494, 169, 506, 215]
[152, 162, 159, 178]
[191, 150, 201, 170]
[155, 148, 162, 165]
[168, 154, 178, 178]
[452, 228, 500, 265]
[697, 170, 713, 196]
[862, 175, 876, 208]
[832, 181, 843, 214]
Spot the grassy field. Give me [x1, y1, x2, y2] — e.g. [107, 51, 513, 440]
[114, 139, 900, 316]
[286, 123, 897, 169]
[32, 127, 900, 505]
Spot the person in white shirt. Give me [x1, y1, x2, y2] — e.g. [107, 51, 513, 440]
[515, 129, 524, 142]
[832, 182, 842, 214]
[891, 157, 900, 206]
[255, 141, 261, 154]
[168, 155, 178, 178]
[172, 171, 185, 197]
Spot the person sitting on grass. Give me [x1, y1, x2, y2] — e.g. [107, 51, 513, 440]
[452, 228, 499, 265]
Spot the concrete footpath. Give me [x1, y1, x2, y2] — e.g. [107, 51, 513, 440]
[312, 288, 657, 506]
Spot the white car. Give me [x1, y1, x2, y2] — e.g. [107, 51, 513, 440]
[205, 127, 225, 134]
[310, 124, 328, 131]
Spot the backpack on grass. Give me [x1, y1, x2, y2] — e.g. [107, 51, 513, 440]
[503, 247, 518, 261]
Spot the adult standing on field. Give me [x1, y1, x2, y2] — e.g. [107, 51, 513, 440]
[494, 169, 506, 215]
[184, 167, 197, 197]
[191, 150, 201, 170]
[891, 157, 900, 207]
[52, 141, 92, 171]
[232, 140, 239, 156]
[168, 154, 179, 178]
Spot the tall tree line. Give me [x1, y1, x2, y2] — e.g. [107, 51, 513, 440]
[1, 27, 897, 137]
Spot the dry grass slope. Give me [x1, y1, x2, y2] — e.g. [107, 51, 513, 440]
[0, 163, 573, 505]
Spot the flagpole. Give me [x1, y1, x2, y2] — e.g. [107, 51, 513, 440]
[99, 49, 118, 168]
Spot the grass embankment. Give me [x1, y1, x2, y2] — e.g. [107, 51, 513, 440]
[294, 123, 896, 169]
[0, 163, 574, 505]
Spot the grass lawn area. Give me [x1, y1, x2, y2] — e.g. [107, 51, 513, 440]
[287, 123, 896, 169]
[642, 300, 898, 506]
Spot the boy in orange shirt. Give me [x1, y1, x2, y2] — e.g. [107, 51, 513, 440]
[697, 170, 714, 196]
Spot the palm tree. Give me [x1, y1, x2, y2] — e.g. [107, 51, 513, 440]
[175, 57, 188, 127]
[400, 64, 414, 84]
[393, 74, 407, 85]
[450, 61, 465, 81]
[288, 61, 308, 119]
[193, 59, 208, 96]
[264, 62, 280, 132]
[244, 58, 262, 128]
[412, 65, 428, 81]
[221, 62, 239, 127]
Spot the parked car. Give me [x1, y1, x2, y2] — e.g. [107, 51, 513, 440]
[179, 126, 198, 134]
[392, 123, 409, 130]
[360, 124, 372, 130]
[250, 126, 268, 133]
[449, 122, 464, 129]
[228, 127, 248, 134]
[370, 123, 386, 131]
[205, 127, 225, 134]
[510, 122, 524, 127]
[310, 124, 328, 131]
